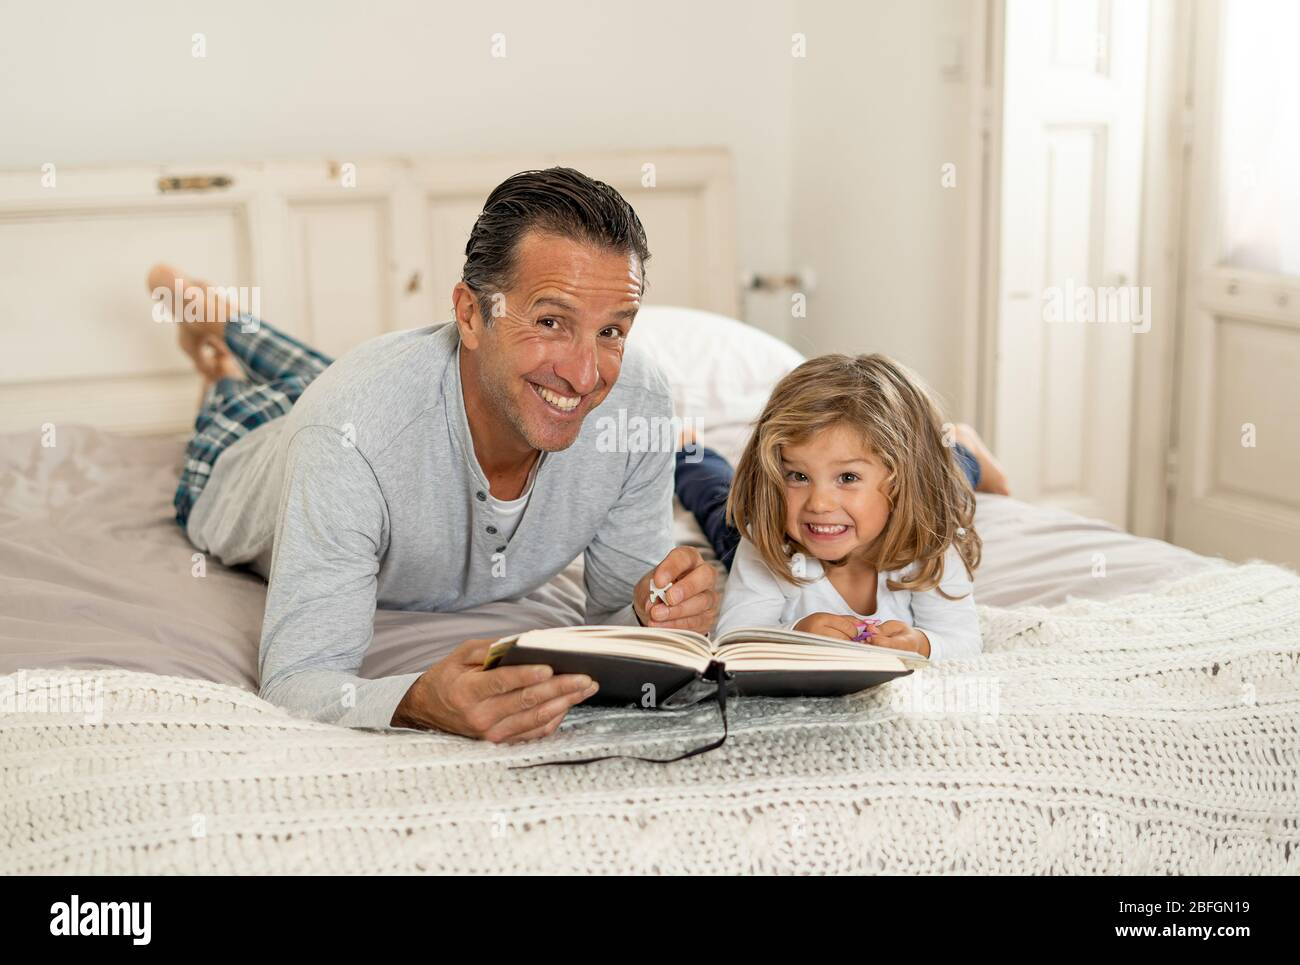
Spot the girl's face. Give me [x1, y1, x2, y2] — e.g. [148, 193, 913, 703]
[780, 423, 891, 563]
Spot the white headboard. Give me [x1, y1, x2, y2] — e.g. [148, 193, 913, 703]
[0, 150, 736, 434]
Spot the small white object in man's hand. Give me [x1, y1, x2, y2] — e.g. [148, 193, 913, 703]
[648, 579, 673, 607]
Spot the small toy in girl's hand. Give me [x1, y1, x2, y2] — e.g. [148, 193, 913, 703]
[852, 618, 882, 643]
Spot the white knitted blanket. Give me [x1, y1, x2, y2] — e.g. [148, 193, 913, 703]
[3, 562, 1298, 874]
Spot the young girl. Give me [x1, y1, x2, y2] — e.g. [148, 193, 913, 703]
[679, 353, 989, 661]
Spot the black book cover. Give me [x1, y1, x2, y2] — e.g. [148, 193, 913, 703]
[500, 645, 702, 706]
[499, 644, 910, 707]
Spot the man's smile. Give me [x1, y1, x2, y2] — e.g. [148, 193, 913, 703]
[528, 380, 582, 415]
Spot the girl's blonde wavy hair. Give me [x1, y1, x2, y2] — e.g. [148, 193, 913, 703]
[726, 353, 981, 596]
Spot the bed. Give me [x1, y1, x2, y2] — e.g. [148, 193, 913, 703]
[1, 308, 1296, 874]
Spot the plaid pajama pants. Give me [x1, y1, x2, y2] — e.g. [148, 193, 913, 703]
[174, 314, 335, 528]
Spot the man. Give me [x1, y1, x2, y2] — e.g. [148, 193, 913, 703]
[157, 167, 718, 742]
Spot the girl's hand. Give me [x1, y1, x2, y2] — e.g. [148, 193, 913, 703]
[793, 612, 861, 640]
[873, 620, 932, 657]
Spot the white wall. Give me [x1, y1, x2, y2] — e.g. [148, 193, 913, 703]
[0, 0, 977, 402]
[789, 0, 976, 410]
[0, 0, 795, 334]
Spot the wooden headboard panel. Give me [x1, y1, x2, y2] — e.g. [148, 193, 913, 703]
[0, 150, 736, 434]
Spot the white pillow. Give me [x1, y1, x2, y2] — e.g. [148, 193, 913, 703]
[628, 306, 804, 465]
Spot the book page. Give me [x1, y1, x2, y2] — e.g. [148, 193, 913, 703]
[490, 625, 713, 670]
[714, 626, 928, 669]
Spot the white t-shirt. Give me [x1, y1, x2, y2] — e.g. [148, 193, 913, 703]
[715, 537, 982, 662]
[485, 453, 544, 543]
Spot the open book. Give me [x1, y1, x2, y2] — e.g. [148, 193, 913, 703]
[484, 625, 925, 708]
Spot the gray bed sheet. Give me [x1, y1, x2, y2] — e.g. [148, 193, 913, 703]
[0, 426, 1216, 691]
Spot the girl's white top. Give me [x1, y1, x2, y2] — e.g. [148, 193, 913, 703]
[715, 538, 982, 662]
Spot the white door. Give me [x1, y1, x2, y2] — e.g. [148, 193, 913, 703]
[1170, 0, 1300, 567]
[994, 0, 1151, 526]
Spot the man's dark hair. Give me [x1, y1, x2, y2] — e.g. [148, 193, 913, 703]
[461, 166, 651, 324]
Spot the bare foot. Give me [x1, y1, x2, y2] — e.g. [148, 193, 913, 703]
[954, 423, 1011, 496]
[148, 263, 242, 390]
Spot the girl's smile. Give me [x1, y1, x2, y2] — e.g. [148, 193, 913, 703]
[803, 521, 852, 541]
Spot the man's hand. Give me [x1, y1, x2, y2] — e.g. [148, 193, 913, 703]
[793, 612, 861, 640]
[633, 546, 718, 634]
[391, 638, 599, 742]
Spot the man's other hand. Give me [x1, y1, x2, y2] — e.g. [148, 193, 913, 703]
[391, 638, 599, 742]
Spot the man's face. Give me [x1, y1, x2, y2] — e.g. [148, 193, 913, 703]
[469, 231, 643, 452]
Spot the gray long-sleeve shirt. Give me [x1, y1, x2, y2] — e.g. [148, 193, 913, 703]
[185, 322, 675, 729]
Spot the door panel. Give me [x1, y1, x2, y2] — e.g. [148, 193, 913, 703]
[287, 199, 392, 358]
[995, 0, 1150, 526]
[1171, 0, 1300, 567]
